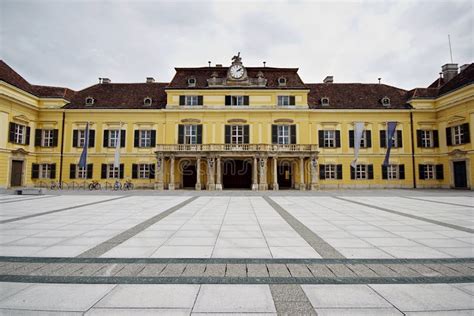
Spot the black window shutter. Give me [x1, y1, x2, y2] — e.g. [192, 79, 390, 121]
[244, 125, 250, 144]
[289, 96, 295, 105]
[399, 164, 405, 179]
[433, 130, 439, 147]
[197, 96, 203, 105]
[50, 164, 56, 179]
[73, 130, 78, 147]
[9, 123, 15, 142]
[349, 130, 354, 148]
[225, 125, 231, 144]
[446, 127, 452, 146]
[368, 164, 374, 179]
[319, 165, 325, 180]
[396, 130, 403, 147]
[179, 95, 185, 105]
[335, 130, 341, 147]
[89, 130, 95, 148]
[151, 130, 156, 146]
[290, 125, 296, 144]
[366, 130, 372, 148]
[52, 129, 59, 147]
[243, 96, 249, 105]
[318, 130, 324, 147]
[119, 164, 124, 179]
[87, 164, 93, 179]
[225, 95, 231, 106]
[178, 125, 184, 144]
[35, 129, 42, 146]
[418, 164, 425, 180]
[381, 165, 388, 179]
[337, 165, 343, 179]
[101, 164, 107, 179]
[25, 126, 30, 145]
[462, 123, 470, 144]
[32, 163, 39, 179]
[132, 164, 138, 179]
[272, 125, 278, 144]
[69, 164, 76, 179]
[197, 125, 203, 144]
[350, 165, 355, 180]
[149, 164, 155, 179]
[436, 164, 444, 180]
[120, 130, 126, 147]
[103, 130, 109, 148]
[134, 130, 140, 147]
[416, 130, 422, 147]
[380, 130, 386, 148]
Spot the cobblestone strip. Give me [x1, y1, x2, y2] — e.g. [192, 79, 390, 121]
[77, 196, 198, 258]
[270, 284, 316, 315]
[0, 195, 58, 204]
[0, 196, 130, 224]
[403, 196, 474, 208]
[263, 196, 345, 259]
[334, 196, 474, 234]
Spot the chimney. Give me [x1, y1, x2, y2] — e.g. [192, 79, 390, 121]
[441, 63, 458, 82]
[323, 76, 333, 84]
[460, 64, 470, 72]
[146, 77, 155, 83]
[215, 64, 223, 67]
[101, 78, 111, 84]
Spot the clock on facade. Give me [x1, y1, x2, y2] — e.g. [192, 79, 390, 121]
[229, 64, 244, 79]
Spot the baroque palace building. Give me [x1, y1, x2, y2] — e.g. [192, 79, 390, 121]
[0, 55, 473, 190]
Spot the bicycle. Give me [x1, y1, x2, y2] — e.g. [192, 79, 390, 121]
[123, 179, 134, 190]
[113, 180, 122, 191]
[50, 181, 60, 190]
[88, 180, 101, 190]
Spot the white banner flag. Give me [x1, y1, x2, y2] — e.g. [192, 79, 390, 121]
[351, 122, 365, 168]
[114, 124, 121, 168]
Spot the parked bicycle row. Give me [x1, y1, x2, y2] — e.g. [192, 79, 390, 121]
[37, 179, 143, 191]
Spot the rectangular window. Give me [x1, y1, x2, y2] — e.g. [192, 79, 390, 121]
[323, 130, 336, 148]
[185, 95, 199, 106]
[184, 125, 197, 144]
[39, 164, 51, 179]
[387, 164, 399, 180]
[453, 125, 463, 145]
[108, 130, 120, 147]
[277, 125, 290, 145]
[77, 165, 88, 179]
[277, 95, 290, 106]
[231, 96, 245, 106]
[387, 132, 399, 147]
[139, 130, 151, 147]
[107, 164, 120, 179]
[421, 130, 433, 148]
[231, 125, 244, 144]
[359, 131, 368, 148]
[14, 124, 25, 144]
[324, 164, 337, 179]
[355, 164, 367, 180]
[78, 130, 86, 147]
[41, 130, 54, 147]
[424, 165, 435, 180]
[138, 164, 150, 179]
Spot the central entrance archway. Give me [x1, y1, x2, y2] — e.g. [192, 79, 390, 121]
[223, 159, 252, 189]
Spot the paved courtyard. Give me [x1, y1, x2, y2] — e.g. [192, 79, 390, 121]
[0, 190, 473, 314]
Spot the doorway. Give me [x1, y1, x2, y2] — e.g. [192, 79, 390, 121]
[11, 160, 23, 187]
[182, 164, 197, 188]
[223, 159, 252, 189]
[453, 161, 468, 189]
[278, 163, 292, 189]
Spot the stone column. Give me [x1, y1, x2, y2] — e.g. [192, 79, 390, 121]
[259, 156, 268, 191]
[310, 155, 319, 190]
[207, 156, 216, 190]
[252, 156, 258, 191]
[299, 156, 306, 191]
[169, 155, 175, 190]
[272, 156, 279, 190]
[195, 157, 201, 190]
[156, 154, 164, 190]
[215, 156, 222, 190]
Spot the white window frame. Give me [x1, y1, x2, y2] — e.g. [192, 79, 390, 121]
[277, 125, 290, 145]
[184, 125, 197, 144]
[355, 164, 368, 180]
[107, 164, 120, 179]
[386, 164, 399, 180]
[323, 130, 336, 148]
[230, 95, 245, 106]
[452, 125, 463, 145]
[138, 164, 150, 179]
[231, 125, 244, 144]
[139, 130, 151, 147]
[185, 95, 199, 106]
[359, 131, 368, 148]
[108, 130, 120, 147]
[421, 130, 433, 148]
[39, 164, 51, 179]
[77, 165, 87, 179]
[387, 131, 400, 147]
[277, 95, 291, 106]
[42, 129, 54, 147]
[324, 164, 337, 179]
[14, 124, 25, 144]
[78, 130, 86, 147]
[424, 164, 435, 180]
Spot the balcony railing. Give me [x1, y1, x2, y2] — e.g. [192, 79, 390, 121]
[155, 144, 318, 153]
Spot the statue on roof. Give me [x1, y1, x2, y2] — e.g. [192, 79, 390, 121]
[231, 52, 242, 64]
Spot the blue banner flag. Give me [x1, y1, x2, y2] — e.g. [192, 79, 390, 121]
[383, 121, 398, 166]
[78, 123, 89, 168]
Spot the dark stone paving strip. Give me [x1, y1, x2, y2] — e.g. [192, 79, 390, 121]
[270, 284, 316, 315]
[77, 196, 199, 258]
[334, 196, 474, 234]
[263, 196, 345, 259]
[0, 196, 130, 224]
[0, 195, 58, 204]
[403, 196, 474, 208]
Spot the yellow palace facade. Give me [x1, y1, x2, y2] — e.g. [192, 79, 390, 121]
[1, 55, 473, 190]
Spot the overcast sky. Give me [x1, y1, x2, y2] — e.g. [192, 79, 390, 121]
[1, 0, 472, 91]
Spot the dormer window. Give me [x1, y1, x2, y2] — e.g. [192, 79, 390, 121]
[187, 77, 196, 87]
[85, 97, 94, 106]
[278, 77, 287, 86]
[143, 97, 152, 106]
[321, 97, 330, 106]
[381, 97, 391, 106]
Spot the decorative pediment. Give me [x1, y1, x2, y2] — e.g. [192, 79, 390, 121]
[13, 115, 30, 124]
[448, 149, 467, 157]
[227, 118, 247, 124]
[274, 119, 294, 124]
[181, 118, 201, 124]
[11, 148, 28, 156]
[447, 115, 465, 125]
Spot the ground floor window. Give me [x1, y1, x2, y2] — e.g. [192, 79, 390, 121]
[107, 164, 120, 179]
[138, 164, 150, 179]
[424, 164, 435, 179]
[324, 164, 337, 179]
[77, 165, 88, 179]
[39, 164, 51, 179]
